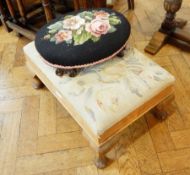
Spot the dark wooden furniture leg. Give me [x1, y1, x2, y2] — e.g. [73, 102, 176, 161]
[41, 0, 54, 22]
[2, 0, 57, 39]
[73, 0, 80, 10]
[5, 0, 17, 22]
[74, 0, 107, 10]
[128, 0, 135, 10]
[0, 0, 36, 39]
[145, 0, 190, 55]
[0, 1, 11, 32]
[93, 0, 107, 8]
[15, 0, 27, 24]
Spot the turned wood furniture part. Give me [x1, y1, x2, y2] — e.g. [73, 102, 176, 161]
[0, 0, 135, 40]
[73, 0, 106, 10]
[0, 0, 12, 32]
[36, 0, 108, 23]
[42, 0, 135, 22]
[0, 0, 73, 39]
[24, 42, 175, 168]
[127, 0, 134, 9]
[0, 0, 45, 39]
[74, 0, 135, 10]
[145, 0, 190, 55]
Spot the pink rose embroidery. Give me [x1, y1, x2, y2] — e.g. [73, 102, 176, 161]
[85, 19, 111, 37]
[55, 30, 72, 44]
[94, 11, 110, 19]
[45, 10, 121, 45]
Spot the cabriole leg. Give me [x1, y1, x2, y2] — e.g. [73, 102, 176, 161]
[55, 68, 83, 77]
[55, 68, 65, 76]
[95, 152, 109, 169]
[117, 49, 125, 57]
[151, 94, 175, 121]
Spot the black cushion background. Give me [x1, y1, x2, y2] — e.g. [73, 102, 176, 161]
[35, 8, 131, 68]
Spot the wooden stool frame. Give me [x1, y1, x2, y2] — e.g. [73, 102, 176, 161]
[25, 49, 174, 168]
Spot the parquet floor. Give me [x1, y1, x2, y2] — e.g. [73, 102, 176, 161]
[0, 0, 190, 174]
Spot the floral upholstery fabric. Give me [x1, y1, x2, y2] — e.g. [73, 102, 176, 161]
[35, 8, 130, 69]
[43, 10, 121, 46]
[24, 42, 175, 136]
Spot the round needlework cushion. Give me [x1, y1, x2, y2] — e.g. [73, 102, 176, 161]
[35, 8, 131, 69]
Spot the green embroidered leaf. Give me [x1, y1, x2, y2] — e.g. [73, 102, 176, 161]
[76, 27, 83, 35]
[49, 29, 58, 34]
[109, 16, 121, 25]
[84, 15, 93, 21]
[64, 15, 74, 19]
[47, 22, 62, 30]
[91, 36, 100, 42]
[108, 26, 117, 33]
[73, 30, 91, 45]
[79, 11, 93, 19]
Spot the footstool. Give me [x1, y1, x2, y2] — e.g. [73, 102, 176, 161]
[35, 8, 131, 77]
[24, 42, 175, 168]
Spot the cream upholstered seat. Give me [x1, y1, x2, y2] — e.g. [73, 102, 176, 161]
[24, 42, 175, 145]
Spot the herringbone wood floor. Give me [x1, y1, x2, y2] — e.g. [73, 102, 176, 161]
[0, 0, 190, 174]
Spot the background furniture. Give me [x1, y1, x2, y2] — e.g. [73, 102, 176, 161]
[0, 0, 135, 40]
[42, 0, 108, 23]
[0, 0, 11, 31]
[74, 0, 106, 10]
[128, 0, 134, 9]
[42, 0, 135, 22]
[0, 0, 75, 39]
[0, 0, 46, 39]
[145, 0, 190, 55]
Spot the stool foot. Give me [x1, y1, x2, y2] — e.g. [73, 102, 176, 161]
[151, 106, 168, 120]
[151, 95, 175, 121]
[55, 68, 82, 77]
[55, 68, 65, 76]
[68, 69, 78, 77]
[117, 49, 125, 57]
[32, 75, 44, 89]
[95, 152, 109, 169]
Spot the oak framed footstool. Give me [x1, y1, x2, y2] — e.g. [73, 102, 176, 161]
[24, 42, 175, 169]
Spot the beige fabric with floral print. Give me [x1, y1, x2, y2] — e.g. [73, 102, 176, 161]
[24, 42, 175, 136]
